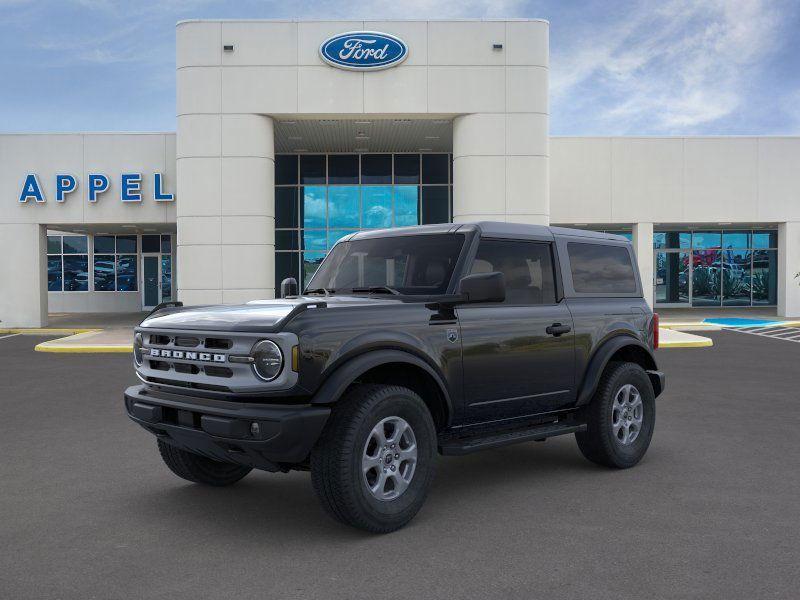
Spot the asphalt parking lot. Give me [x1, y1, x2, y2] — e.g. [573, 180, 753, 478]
[2, 331, 799, 599]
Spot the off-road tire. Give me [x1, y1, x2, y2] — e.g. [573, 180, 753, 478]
[311, 384, 437, 533]
[157, 439, 252, 486]
[575, 361, 656, 469]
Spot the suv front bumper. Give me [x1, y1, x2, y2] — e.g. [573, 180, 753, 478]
[124, 385, 330, 471]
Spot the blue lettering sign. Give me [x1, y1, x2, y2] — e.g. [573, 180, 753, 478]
[87, 173, 109, 203]
[319, 31, 408, 71]
[121, 173, 142, 202]
[153, 173, 174, 202]
[19, 174, 45, 203]
[56, 174, 77, 202]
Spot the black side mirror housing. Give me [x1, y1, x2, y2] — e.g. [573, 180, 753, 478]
[457, 271, 506, 304]
[280, 277, 299, 298]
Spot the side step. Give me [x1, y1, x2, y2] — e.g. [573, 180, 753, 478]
[439, 421, 587, 456]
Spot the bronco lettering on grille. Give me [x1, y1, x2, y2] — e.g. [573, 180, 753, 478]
[148, 348, 226, 363]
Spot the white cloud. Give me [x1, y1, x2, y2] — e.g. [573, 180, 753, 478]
[551, 0, 791, 133]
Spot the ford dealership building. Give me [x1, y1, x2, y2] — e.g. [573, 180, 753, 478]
[1, 19, 799, 327]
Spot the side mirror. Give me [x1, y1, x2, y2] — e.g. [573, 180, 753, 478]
[280, 277, 299, 298]
[458, 271, 505, 304]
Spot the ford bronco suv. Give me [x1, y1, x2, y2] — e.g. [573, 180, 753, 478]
[125, 222, 664, 533]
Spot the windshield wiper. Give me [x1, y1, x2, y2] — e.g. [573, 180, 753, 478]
[304, 287, 335, 296]
[350, 286, 400, 295]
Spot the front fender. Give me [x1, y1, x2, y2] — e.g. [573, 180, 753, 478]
[576, 335, 659, 405]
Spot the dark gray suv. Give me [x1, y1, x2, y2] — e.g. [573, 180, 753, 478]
[125, 222, 664, 533]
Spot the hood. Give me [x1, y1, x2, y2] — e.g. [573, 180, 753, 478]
[139, 295, 405, 332]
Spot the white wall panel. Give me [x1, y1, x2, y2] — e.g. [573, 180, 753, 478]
[176, 21, 221, 68]
[221, 21, 298, 66]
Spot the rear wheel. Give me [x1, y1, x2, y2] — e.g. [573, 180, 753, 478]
[157, 439, 252, 486]
[575, 362, 656, 469]
[311, 384, 437, 533]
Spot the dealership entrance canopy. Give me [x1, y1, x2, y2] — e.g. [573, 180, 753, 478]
[1, 19, 799, 327]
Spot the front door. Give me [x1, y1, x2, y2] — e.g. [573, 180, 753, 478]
[142, 255, 160, 309]
[458, 239, 576, 424]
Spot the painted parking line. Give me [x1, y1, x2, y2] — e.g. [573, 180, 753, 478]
[0, 333, 21, 341]
[725, 325, 800, 343]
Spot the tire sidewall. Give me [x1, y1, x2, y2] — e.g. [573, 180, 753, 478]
[599, 364, 656, 467]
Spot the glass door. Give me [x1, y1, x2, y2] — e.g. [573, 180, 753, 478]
[654, 251, 690, 307]
[142, 255, 160, 309]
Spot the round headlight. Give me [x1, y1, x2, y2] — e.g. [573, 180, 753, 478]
[251, 340, 283, 381]
[133, 333, 144, 366]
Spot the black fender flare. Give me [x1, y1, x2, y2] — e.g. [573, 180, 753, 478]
[309, 348, 454, 425]
[576, 335, 660, 405]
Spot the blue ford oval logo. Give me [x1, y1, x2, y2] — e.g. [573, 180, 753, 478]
[319, 31, 408, 71]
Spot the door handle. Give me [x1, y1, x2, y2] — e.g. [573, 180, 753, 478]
[546, 323, 571, 337]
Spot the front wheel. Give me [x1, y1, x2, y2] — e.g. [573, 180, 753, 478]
[311, 384, 437, 533]
[575, 362, 656, 469]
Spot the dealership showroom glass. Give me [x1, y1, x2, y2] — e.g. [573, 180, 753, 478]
[1, 19, 798, 327]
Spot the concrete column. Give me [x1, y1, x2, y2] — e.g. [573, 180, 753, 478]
[177, 114, 275, 305]
[778, 221, 800, 318]
[631, 222, 654, 308]
[452, 113, 549, 225]
[0, 224, 47, 327]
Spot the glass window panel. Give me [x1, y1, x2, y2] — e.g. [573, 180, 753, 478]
[606, 230, 632, 241]
[116, 255, 137, 291]
[722, 249, 751, 306]
[275, 252, 300, 290]
[328, 229, 356, 249]
[275, 187, 298, 228]
[692, 231, 721, 249]
[752, 249, 777, 305]
[94, 235, 115, 253]
[752, 230, 778, 249]
[302, 186, 326, 229]
[161, 255, 172, 300]
[568, 243, 637, 293]
[362, 186, 392, 228]
[63, 255, 89, 291]
[161, 235, 172, 254]
[47, 256, 62, 291]
[394, 185, 419, 227]
[655, 251, 689, 304]
[300, 155, 326, 184]
[691, 250, 721, 306]
[275, 229, 299, 251]
[653, 232, 691, 249]
[471, 240, 556, 305]
[93, 255, 116, 291]
[62, 235, 88, 254]
[275, 155, 298, 185]
[141, 234, 160, 253]
[302, 252, 326, 287]
[421, 154, 448, 184]
[116, 235, 137, 254]
[328, 155, 359, 184]
[421, 186, 449, 224]
[47, 235, 62, 254]
[328, 186, 360, 228]
[302, 230, 327, 251]
[722, 230, 750, 249]
[361, 154, 392, 184]
[394, 154, 420, 184]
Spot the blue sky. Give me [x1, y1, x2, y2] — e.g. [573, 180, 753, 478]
[1, 0, 798, 135]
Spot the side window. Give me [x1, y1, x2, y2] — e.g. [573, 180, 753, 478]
[567, 242, 637, 293]
[469, 240, 556, 305]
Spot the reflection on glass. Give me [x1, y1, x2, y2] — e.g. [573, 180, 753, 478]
[63, 235, 88, 254]
[722, 231, 750, 249]
[141, 234, 160, 253]
[275, 252, 299, 291]
[47, 235, 62, 254]
[722, 249, 751, 306]
[362, 186, 392, 228]
[161, 235, 172, 254]
[94, 235, 115, 253]
[302, 230, 327, 251]
[328, 186, 360, 228]
[328, 155, 358, 184]
[116, 255, 137, 291]
[691, 250, 721, 306]
[302, 252, 326, 287]
[753, 250, 777, 305]
[752, 231, 778, 249]
[300, 155, 325, 184]
[47, 256, 62, 291]
[692, 231, 721, 249]
[116, 235, 137, 254]
[327, 229, 355, 248]
[63, 255, 89, 291]
[394, 185, 419, 226]
[302, 186, 326, 229]
[654, 232, 690, 249]
[655, 252, 689, 304]
[161, 255, 172, 300]
[421, 186, 449, 224]
[394, 154, 420, 184]
[94, 255, 116, 291]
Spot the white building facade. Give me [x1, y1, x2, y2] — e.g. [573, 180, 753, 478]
[1, 19, 798, 327]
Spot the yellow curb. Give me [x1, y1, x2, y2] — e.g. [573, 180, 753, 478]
[34, 343, 132, 353]
[659, 322, 721, 331]
[659, 338, 714, 348]
[0, 328, 100, 335]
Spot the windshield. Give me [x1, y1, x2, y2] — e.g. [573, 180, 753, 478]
[306, 233, 466, 296]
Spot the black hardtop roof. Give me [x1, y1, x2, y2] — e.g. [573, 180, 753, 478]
[347, 222, 630, 243]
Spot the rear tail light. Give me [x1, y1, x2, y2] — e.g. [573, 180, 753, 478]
[652, 312, 659, 349]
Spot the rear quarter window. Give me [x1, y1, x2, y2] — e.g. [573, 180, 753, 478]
[567, 242, 637, 294]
